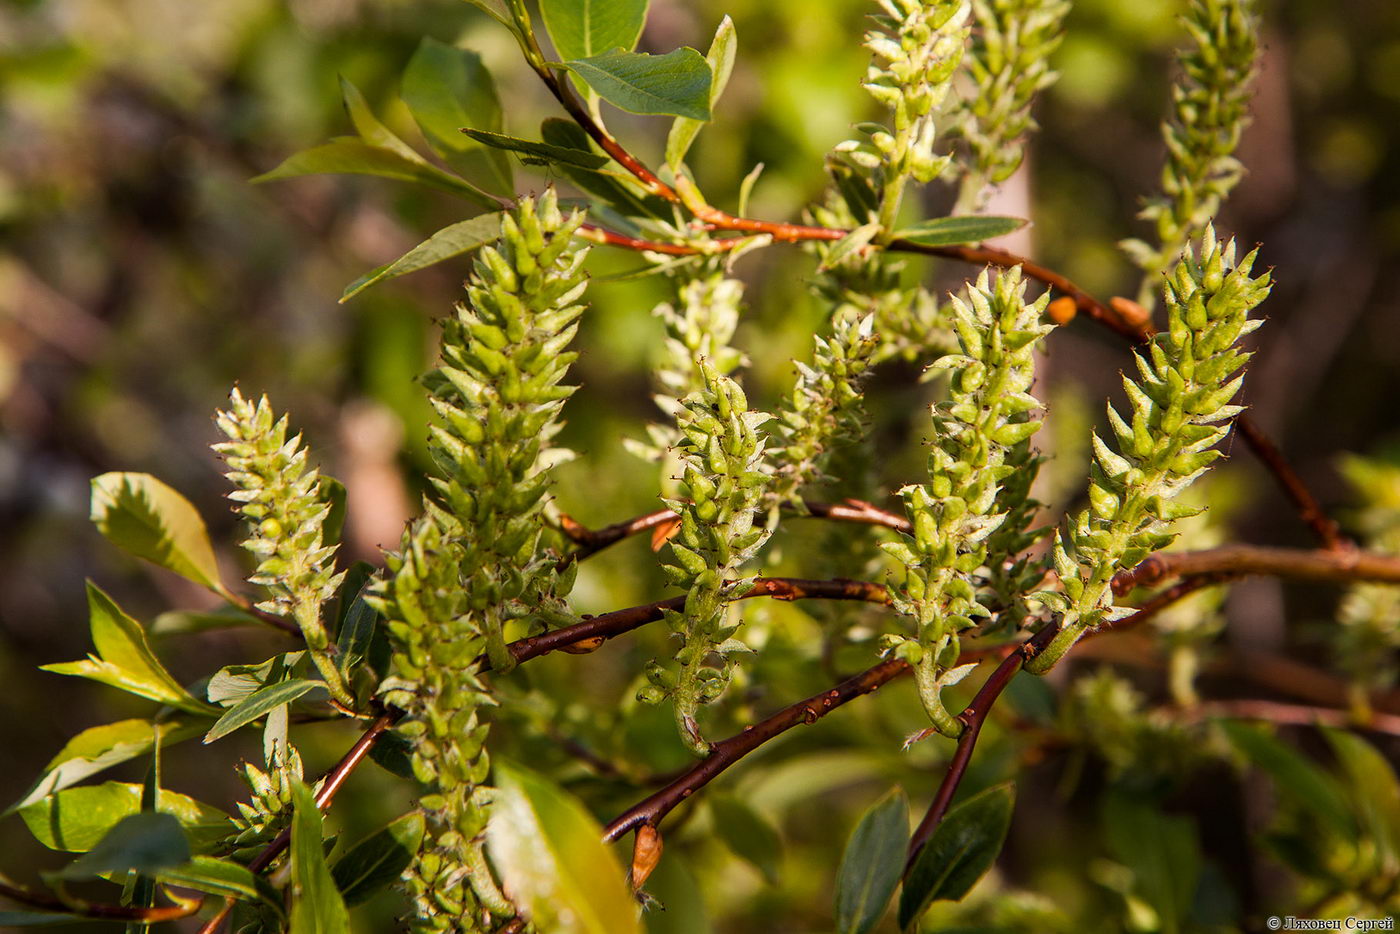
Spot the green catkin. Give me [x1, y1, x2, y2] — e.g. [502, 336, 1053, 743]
[1030, 227, 1271, 673]
[881, 268, 1053, 735]
[373, 192, 587, 933]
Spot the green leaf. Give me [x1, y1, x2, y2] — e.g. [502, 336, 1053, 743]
[330, 812, 425, 906]
[339, 77, 424, 163]
[460, 128, 610, 169]
[203, 679, 322, 744]
[487, 760, 640, 934]
[541, 0, 648, 62]
[892, 215, 1028, 247]
[1102, 794, 1201, 934]
[368, 730, 416, 779]
[899, 783, 1014, 929]
[564, 48, 712, 121]
[665, 15, 736, 169]
[1219, 721, 1355, 836]
[252, 138, 497, 208]
[1322, 729, 1400, 868]
[401, 38, 512, 192]
[834, 788, 908, 934]
[56, 812, 190, 880]
[340, 213, 506, 302]
[289, 781, 351, 934]
[90, 472, 221, 591]
[207, 652, 304, 707]
[539, 118, 664, 218]
[319, 477, 347, 547]
[41, 584, 215, 715]
[820, 222, 881, 272]
[150, 607, 262, 636]
[8, 719, 203, 815]
[709, 795, 782, 884]
[19, 783, 230, 854]
[158, 856, 284, 915]
[335, 583, 380, 677]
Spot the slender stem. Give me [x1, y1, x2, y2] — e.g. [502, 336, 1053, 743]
[0, 879, 202, 923]
[1111, 544, 1400, 596]
[1178, 699, 1400, 736]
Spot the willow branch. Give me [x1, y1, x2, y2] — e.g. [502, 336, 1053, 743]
[1178, 699, 1400, 737]
[558, 498, 910, 560]
[1111, 544, 1400, 596]
[0, 879, 202, 923]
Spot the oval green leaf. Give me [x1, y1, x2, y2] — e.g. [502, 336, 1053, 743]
[487, 760, 640, 934]
[565, 48, 712, 121]
[834, 787, 908, 934]
[56, 812, 190, 880]
[252, 138, 497, 208]
[203, 679, 321, 744]
[541, 0, 649, 61]
[159, 855, 284, 915]
[402, 38, 512, 192]
[330, 811, 426, 906]
[90, 472, 221, 591]
[340, 213, 505, 302]
[19, 782, 231, 854]
[666, 15, 737, 169]
[899, 782, 1014, 929]
[892, 215, 1028, 247]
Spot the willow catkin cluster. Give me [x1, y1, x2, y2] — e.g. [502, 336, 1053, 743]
[882, 268, 1053, 735]
[1031, 228, 1272, 673]
[951, 0, 1071, 211]
[642, 361, 772, 756]
[214, 389, 349, 705]
[374, 192, 588, 933]
[1121, 0, 1261, 306]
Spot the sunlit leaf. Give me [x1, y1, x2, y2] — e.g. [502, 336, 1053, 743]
[289, 781, 350, 934]
[19, 782, 230, 854]
[203, 679, 322, 744]
[666, 15, 737, 169]
[7, 719, 203, 815]
[899, 782, 1014, 928]
[487, 760, 640, 934]
[541, 0, 648, 61]
[834, 787, 908, 934]
[340, 213, 505, 303]
[41, 583, 215, 715]
[892, 215, 1028, 247]
[158, 856, 284, 914]
[401, 39, 512, 192]
[90, 472, 221, 591]
[1323, 728, 1400, 868]
[330, 812, 425, 906]
[565, 48, 712, 121]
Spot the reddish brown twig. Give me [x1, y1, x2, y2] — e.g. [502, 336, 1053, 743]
[507, 576, 891, 666]
[0, 879, 202, 924]
[557, 498, 910, 560]
[1110, 544, 1400, 597]
[1179, 699, 1400, 736]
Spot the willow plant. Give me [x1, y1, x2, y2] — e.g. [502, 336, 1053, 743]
[8, 2, 1400, 934]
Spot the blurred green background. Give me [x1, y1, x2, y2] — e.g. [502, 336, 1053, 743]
[2, 0, 1399, 930]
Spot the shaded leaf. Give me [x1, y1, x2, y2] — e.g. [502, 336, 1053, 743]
[541, 0, 649, 61]
[899, 783, 1014, 928]
[252, 138, 497, 208]
[835, 787, 908, 934]
[539, 119, 664, 218]
[90, 472, 221, 591]
[709, 795, 782, 884]
[57, 812, 190, 880]
[158, 856, 283, 914]
[41, 584, 214, 715]
[204, 679, 322, 744]
[1219, 721, 1355, 836]
[289, 781, 350, 934]
[19, 782, 230, 854]
[368, 730, 416, 779]
[340, 213, 505, 302]
[565, 48, 712, 120]
[401, 39, 512, 192]
[330, 812, 425, 906]
[487, 760, 640, 934]
[1102, 794, 1201, 934]
[150, 607, 262, 637]
[461, 128, 609, 169]
[666, 15, 737, 169]
[319, 477, 347, 548]
[339, 77, 424, 163]
[892, 215, 1028, 247]
[1323, 728, 1400, 869]
[8, 719, 203, 815]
